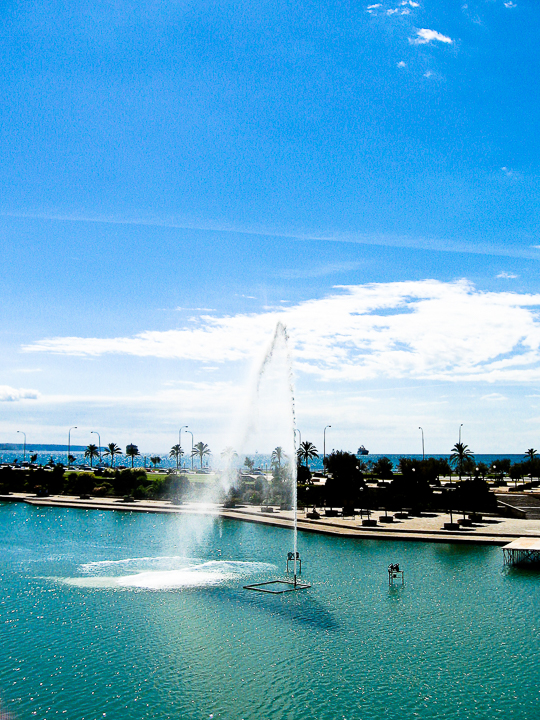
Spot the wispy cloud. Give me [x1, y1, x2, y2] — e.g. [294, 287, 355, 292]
[22, 280, 540, 384]
[497, 271, 518, 279]
[397, 61, 407, 68]
[504, 2, 517, 8]
[278, 261, 363, 279]
[175, 307, 216, 312]
[480, 393, 507, 401]
[410, 28, 453, 45]
[0, 386, 40, 402]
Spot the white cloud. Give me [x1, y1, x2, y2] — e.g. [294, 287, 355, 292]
[397, 61, 407, 68]
[22, 279, 540, 384]
[497, 272, 518, 279]
[410, 28, 453, 45]
[0, 386, 41, 402]
[504, 2, 517, 8]
[480, 393, 507, 402]
[424, 70, 433, 78]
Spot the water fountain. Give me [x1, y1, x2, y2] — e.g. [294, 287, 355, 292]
[242, 322, 310, 593]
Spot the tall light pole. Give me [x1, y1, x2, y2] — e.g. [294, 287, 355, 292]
[91, 430, 101, 463]
[68, 426, 77, 467]
[17, 431, 26, 462]
[323, 425, 331, 469]
[185, 430, 194, 471]
[419, 426, 424, 461]
[179, 425, 188, 469]
[459, 423, 463, 444]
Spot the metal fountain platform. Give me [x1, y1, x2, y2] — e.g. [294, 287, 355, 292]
[243, 579, 311, 593]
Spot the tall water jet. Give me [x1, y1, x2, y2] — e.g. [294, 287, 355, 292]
[242, 322, 310, 592]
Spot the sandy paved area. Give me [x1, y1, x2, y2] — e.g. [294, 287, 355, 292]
[2, 492, 539, 546]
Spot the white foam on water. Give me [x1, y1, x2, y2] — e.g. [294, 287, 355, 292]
[79, 555, 189, 574]
[55, 559, 277, 590]
[117, 568, 227, 589]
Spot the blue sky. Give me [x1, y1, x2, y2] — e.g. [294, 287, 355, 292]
[2, 0, 540, 457]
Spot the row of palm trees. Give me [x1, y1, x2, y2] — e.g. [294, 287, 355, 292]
[82, 439, 539, 477]
[83, 442, 140, 468]
[442, 442, 539, 480]
[83, 441, 213, 471]
[269, 442, 320, 469]
[169, 442, 211, 471]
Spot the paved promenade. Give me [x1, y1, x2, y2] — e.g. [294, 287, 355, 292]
[3, 492, 540, 545]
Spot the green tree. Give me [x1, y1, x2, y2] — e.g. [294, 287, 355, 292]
[192, 442, 211, 469]
[30, 453, 38, 464]
[169, 444, 184, 472]
[243, 456, 255, 471]
[84, 443, 99, 468]
[476, 462, 489, 480]
[297, 441, 319, 469]
[104, 443, 122, 468]
[271, 446, 285, 469]
[150, 456, 161, 468]
[525, 448, 538, 471]
[126, 444, 140, 469]
[373, 456, 394, 480]
[450, 442, 474, 481]
[324, 451, 364, 508]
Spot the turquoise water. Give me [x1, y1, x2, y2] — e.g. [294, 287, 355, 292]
[0, 503, 539, 719]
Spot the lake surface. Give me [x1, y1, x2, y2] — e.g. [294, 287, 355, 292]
[0, 503, 538, 719]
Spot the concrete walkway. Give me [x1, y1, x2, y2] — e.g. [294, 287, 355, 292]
[2, 493, 540, 546]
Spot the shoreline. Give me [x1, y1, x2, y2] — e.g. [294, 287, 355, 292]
[2, 492, 539, 546]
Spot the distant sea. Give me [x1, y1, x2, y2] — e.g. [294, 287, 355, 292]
[0, 449, 529, 471]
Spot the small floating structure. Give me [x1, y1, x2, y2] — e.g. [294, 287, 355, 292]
[388, 563, 404, 586]
[503, 537, 540, 565]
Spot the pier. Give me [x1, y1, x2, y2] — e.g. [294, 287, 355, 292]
[502, 537, 540, 565]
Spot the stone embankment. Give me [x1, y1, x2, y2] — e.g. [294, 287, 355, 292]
[3, 492, 540, 546]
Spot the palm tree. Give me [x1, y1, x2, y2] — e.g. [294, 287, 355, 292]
[221, 447, 238, 462]
[126, 444, 140, 468]
[84, 443, 99, 468]
[271, 446, 286, 469]
[192, 442, 211, 469]
[150, 456, 161, 468]
[104, 442, 122, 468]
[450, 442, 474, 481]
[297, 441, 319, 469]
[525, 448, 538, 481]
[169, 444, 184, 472]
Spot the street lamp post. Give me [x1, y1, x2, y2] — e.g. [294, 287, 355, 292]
[419, 426, 424, 461]
[185, 430, 194, 471]
[91, 431, 101, 463]
[17, 431, 26, 462]
[179, 425, 188, 469]
[68, 426, 77, 467]
[459, 423, 463, 444]
[323, 425, 331, 469]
